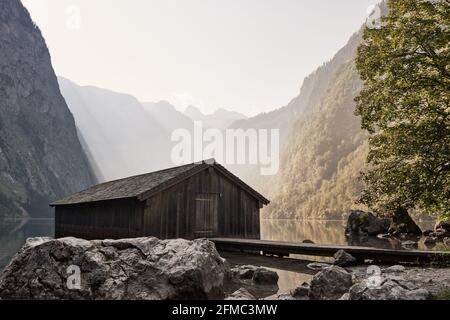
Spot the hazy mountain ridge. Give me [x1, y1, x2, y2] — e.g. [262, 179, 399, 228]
[58, 78, 172, 182]
[59, 81, 257, 183]
[0, 0, 96, 217]
[229, 31, 362, 142]
[184, 105, 247, 130]
[142, 101, 193, 132]
[229, 31, 364, 196]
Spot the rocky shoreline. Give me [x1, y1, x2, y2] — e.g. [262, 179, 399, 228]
[0, 235, 449, 300]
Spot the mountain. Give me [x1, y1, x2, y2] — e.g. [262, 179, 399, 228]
[184, 106, 205, 121]
[229, 31, 364, 196]
[265, 60, 367, 220]
[184, 106, 247, 130]
[142, 101, 193, 132]
[0, 0, 96, 218]
[260, 5, 392, 219]
[58, 78, 172, 182]
[260, 27, 378, 220]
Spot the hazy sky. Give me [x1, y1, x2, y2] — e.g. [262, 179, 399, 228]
[22, 0, 378, 116]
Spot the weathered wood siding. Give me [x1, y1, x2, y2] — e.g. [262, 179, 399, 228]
[143, 168, 260, 239]
[55, 199, 143, 239]
[55, 167, 261, 240]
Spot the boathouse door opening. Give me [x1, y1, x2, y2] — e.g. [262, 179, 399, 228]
[194, 193, 218, 238]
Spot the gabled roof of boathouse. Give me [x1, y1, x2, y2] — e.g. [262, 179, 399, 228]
[50, 159, 270, 207]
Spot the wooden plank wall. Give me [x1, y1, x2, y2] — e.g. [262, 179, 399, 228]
[55, 199, 143, 239]
[55, 168, 261, 240]
[143, 168, 261, 240]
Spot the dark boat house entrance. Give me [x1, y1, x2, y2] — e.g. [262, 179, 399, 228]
[194, 193, 219, 238]
[51, 160, 270, 240]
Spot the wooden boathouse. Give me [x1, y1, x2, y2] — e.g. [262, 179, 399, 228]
[51, 160, 269, 240]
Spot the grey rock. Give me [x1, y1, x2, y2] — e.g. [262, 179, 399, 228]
[307, 262, 331, 271]
[405, 289, 430, 300]
[276, 293, 298, 300]
[345, 210, 390, 236]
[225, 288, 256, 300]
[264, 285, 310, 301]
[348, 279, 429, 300]
[252, 268, 279, 286]
[333, 250, 357, 267]
[0, 237, 228, 300]
[339, 293, 350, 300]
[290, 283, 310, 299]
[385, 265, 406, 273]
[444, 237, 450, 246]
[230, 265, 258, 280]
[423, 236, 437, 245]
[435, 220, 450, 233]
[309, 266, 353, 300]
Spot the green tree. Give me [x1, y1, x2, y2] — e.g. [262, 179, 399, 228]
[355, 0, 450, 218]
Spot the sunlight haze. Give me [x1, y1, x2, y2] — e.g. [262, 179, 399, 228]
[22, 0, 378, 116]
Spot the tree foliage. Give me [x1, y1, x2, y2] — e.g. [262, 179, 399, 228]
[355, 0, 450, 218]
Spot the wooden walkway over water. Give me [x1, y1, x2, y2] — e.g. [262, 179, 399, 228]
[210, 238, 450, 263]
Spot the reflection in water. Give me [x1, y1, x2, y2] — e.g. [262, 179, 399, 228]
[261, 220, 346, 245]
[0, 219, 54, 271]
[261, 219, 436, 250]
[269, 267, 312, 295]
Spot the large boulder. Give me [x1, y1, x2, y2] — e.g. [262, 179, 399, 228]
[388, 207, 422, 236]
[0, 237, 228, 300]
[345, 210, 390, 236]
[309, 266, 353, 300]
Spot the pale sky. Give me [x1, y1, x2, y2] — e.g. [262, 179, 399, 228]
[22, 0, 378, 116]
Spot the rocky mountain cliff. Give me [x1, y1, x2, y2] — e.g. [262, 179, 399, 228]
[0, 0, 96, 218]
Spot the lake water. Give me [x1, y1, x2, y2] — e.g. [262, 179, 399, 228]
[0, 217, 438, 295]
[0, 218, 54, 271]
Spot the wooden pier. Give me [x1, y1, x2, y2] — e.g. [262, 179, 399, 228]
[210, 238, 450, 263]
